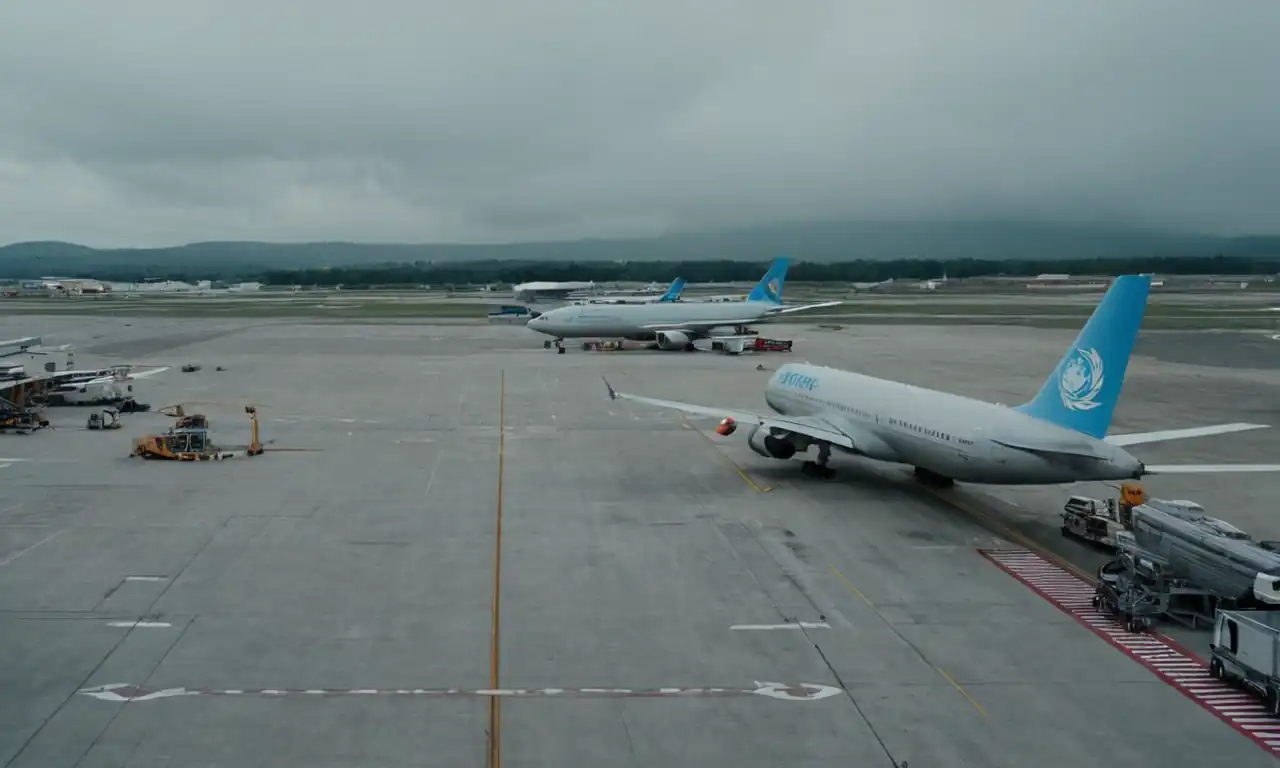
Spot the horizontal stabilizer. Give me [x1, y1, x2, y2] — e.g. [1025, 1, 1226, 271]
[1106, 422, 1269, 447]
[766, 301, 843, 315]
[1143, 464, 1280, 475]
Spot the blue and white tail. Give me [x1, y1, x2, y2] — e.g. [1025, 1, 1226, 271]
[1015, 274, 1151, 438]
[660, 278, 686, 302]
[747, 257, 789, 304]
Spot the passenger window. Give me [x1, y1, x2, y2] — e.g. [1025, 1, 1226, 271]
[1228, 619, 1239, 653]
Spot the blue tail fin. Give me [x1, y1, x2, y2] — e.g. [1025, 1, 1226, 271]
[747, 257, 789, 304]
[1015, 274, 1151, 438]
[660, 278, 686, 302]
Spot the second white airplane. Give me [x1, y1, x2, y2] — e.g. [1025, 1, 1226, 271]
[606, 274, 1280, 486]
[527, 258, 840, 351]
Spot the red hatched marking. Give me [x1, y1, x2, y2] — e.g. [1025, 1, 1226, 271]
[980, 548, 1280, 758]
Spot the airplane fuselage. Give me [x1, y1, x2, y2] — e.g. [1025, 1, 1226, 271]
[527, 300, 779, 341]
[761, 363, 1144, 485]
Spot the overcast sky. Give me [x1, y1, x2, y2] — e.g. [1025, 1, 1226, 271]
[1, 1, 1277, 247]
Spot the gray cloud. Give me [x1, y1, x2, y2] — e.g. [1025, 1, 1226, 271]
[1, 0, 1277, 247]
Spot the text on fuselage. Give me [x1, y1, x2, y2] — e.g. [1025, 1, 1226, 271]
[777, 372, 819, 391]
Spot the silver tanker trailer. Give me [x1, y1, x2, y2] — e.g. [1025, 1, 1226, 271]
[1124, 499, 1280, 607]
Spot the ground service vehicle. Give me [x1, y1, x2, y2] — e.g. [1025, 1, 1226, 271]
[131, 405, 264, 461]
[87, 409, 121, 430]
[1062, 482, 1146, 548]
[1211, 609, 1280, 713]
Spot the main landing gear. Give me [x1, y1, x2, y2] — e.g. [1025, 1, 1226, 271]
[914, 467, 955, 488]
[801, 444, 835, 480]
[543, 339, 566, 354]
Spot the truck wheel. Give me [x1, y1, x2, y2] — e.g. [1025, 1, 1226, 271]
[1210, 658, 1223, 680]
[1266, 687, 1280, 715]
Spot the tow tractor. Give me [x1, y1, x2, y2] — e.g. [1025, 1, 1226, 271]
[1061, 482, 1146, 549]
[750, 337, 792, 352]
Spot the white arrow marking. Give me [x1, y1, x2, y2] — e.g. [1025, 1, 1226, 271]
[752, 682, 844, 701]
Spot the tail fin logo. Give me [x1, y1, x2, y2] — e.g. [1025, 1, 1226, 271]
[1059, 348, 1105, 411]
[766, 279, 780, 298]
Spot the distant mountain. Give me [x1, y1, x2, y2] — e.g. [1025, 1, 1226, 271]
[2, 220, 1278, 280]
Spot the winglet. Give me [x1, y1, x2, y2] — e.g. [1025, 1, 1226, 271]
[602, 376, 618, 400]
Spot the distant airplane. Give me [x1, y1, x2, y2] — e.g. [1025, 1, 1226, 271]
[527, 258, 840, 351]
[573, 278, 686, 305]
[493, 278, 684, 319]
[604, 275, 1280, 485]
[851, 278, 894, 293]
[512, 281, 596, 304]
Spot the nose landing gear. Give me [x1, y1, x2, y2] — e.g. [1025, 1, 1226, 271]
[543, 339, 566, 354]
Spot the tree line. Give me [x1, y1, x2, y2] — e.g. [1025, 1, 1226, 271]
[256, 255, 1280, 288]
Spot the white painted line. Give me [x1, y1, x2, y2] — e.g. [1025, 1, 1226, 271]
[124, 576, 168, 582]
[0, 529, 65, 566]
[106, 621, 173, 629]
[731, 622, 830, 631]
[78, 682, 845, 703]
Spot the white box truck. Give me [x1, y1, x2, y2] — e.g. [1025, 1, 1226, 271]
[1210, 609, 1280, 713]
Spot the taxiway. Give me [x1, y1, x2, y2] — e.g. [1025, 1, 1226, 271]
[2, 316, 1278, 767]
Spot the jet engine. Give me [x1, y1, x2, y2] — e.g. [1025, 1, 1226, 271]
[746, 424, 797, 460]
[655, 331, 693, 350]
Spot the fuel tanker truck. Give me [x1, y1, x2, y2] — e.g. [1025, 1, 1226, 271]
[1124, 499, 1280, 608]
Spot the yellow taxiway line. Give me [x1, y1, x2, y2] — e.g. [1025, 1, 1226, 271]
[488, 370, 506, 768]
[680, 417, 773, 493]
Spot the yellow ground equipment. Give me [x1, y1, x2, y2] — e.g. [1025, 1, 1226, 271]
[1, 394, 49, 434]
[87, 408, 121, 430]
[131, 404, 264, 461]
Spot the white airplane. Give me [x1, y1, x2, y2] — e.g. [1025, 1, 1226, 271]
[528, 258, 839, 351]
[511, 280, 597, 304]
[605, 274, 1280, 485]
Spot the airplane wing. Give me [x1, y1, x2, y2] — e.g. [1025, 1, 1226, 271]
[640, 318, 762, 332]
[81, 366, 172, 387]
[1105, 422, 1269, 446]
[126, 366, 171, 380]
[602, 377, 855, 449]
